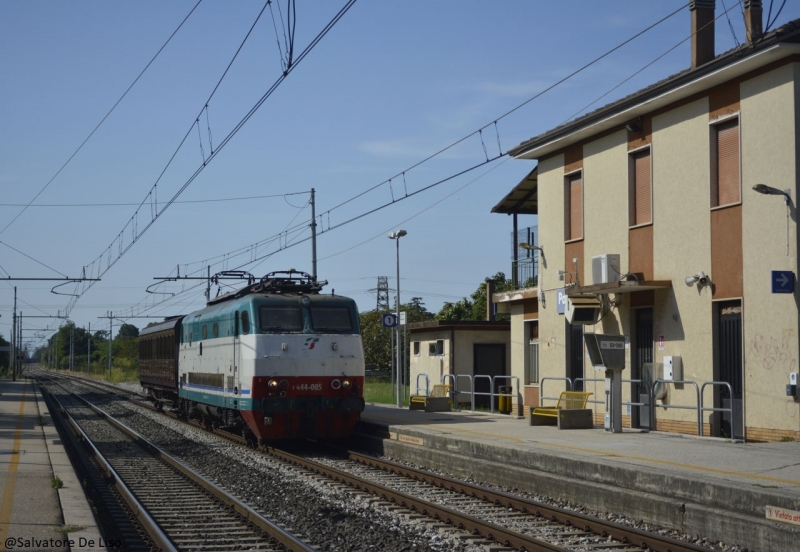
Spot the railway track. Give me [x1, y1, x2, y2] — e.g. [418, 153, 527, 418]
[268, 445, 715, 552]
[40, 374, 315, 552]
[42, 371, 717, 551]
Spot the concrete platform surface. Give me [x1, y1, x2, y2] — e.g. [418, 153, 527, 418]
[0, 379, 104, 552]
[359, 403, 800, 551]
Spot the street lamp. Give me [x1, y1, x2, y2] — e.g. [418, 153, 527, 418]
[388, 229, 407, 407]
[752, 184, 793, 256]
[752, 183, 791, 205]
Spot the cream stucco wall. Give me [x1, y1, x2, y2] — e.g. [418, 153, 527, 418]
[508, 63, 800, 439]
[409, 330, 451, 395]
[536, 154, 571, 397]
[650, 97, 714, 424]
[741, 63, 800, 433]
[583, 130, 634, 412]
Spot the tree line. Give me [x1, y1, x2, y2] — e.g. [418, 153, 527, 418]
[34, 321, 140, 374]
[360, 272, 518, 372]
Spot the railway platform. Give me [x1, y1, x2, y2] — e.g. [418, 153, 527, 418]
[0, 379, 103, 552]
[358, 403, 800, 551]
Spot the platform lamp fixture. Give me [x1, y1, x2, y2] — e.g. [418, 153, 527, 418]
[753, 184, 793, 256]
[388, 229, 407, 407]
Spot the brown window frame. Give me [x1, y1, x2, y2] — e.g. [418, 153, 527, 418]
[711, 116, 741, 208]
[564, 170, 583, 241]
[628, 146, 652, 227]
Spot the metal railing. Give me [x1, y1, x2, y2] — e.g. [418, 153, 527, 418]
[573, 378, 604, 407]
[700, 381, 739, 442]
[439, 374, 520, 416]
[539, 377, 573, 407]
[651, 379, 702, 436]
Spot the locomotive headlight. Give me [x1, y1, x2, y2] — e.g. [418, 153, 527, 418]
[268, 379, 279, 390]
[331, 379, 342, 390]
[279, 380, 289, 390]
[342, 379, 352, 389]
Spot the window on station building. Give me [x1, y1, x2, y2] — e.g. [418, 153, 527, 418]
[629, 147, 652, 226]
[711, 117, 740, 207]
[564, 171, 583, 241]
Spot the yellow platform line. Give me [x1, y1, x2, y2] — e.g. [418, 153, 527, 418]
[371, 413, 800, 487]
[0, 383, 28, 551]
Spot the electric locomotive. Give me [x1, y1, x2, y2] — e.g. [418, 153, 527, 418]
[139, 270, 365, 441]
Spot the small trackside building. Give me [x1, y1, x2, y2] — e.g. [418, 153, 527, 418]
[408, 320, 512, 411]
[495, 3, 800, 441]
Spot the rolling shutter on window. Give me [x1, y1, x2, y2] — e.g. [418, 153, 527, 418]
[716, 120, 740, 206]
[569, 173, 582, 240]
[633, 150, 651, 225]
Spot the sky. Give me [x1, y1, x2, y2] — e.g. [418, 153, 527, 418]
[2, 0, 798, 352]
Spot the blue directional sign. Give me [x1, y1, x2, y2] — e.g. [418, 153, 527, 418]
[381, 313, 397, 328]
[771, 271, 795, 294]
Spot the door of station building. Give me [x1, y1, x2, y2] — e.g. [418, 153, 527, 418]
[473, 344, 506, 409]
[716, 301, 743, 440]
[567, 323, 584, 391]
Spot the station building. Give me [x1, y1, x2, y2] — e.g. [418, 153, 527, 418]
[492, 2, 800, 441]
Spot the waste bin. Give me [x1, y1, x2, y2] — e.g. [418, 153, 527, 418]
[498, 386, 512, 414]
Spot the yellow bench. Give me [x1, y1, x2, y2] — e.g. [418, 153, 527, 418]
[530, 391, 593, 428]
[410, 384, 452, 412]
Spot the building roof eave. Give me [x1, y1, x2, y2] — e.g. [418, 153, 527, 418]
[510, 43, 800, 161]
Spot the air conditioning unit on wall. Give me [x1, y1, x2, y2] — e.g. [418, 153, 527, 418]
[592, 254, 621, 285]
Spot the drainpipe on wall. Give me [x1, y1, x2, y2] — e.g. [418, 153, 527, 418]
[690, 0, 715, 69]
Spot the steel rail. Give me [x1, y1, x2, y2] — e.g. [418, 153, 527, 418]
[343, 450, 712, 552]
[41, 374, 318, 552]
[49, 371, 712, 552]
[265, 446, 570, 552]
[41, 382, 176, 552]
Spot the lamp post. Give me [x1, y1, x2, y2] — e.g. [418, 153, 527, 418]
[389, 229, 407, 407]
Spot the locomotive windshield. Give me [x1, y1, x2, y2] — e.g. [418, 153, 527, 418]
[310, 306, 354, 333]
[259, 306, 303, 332]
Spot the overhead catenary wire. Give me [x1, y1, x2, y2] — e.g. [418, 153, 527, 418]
[100, 2, 692, 322]
[318, 2, 686, 221]
[0, 0, 204, 238]
[0, 192, 307, 208]
[60, 0, 358, 320]
[32, 2, 722, 330]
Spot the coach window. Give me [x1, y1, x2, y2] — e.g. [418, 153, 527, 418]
[260, 306, 302, 332]
[213, 322, 219, 338]
[241, 310, 251, 335]
[202, 324, 208, 340]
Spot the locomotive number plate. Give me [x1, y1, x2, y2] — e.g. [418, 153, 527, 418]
[294, 383, 323, 391]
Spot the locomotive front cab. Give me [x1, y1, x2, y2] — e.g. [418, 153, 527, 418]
[241, 293, 366, 440]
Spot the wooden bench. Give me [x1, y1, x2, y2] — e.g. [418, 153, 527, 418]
[410, 384, 452, 412]
[530, 391, 593, 429]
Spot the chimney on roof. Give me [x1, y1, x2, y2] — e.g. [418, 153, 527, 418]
[690, 0, 715, 69]
[744, 0, 763, 44]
